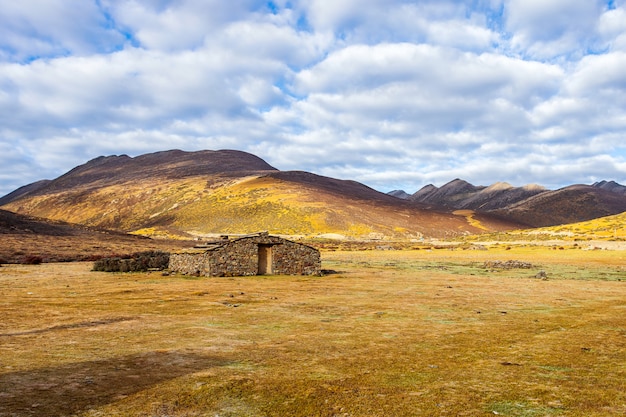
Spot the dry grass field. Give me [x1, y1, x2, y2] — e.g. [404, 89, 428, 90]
[1, 246, 624, 416]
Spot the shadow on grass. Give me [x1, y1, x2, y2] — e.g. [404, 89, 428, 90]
[0, 350, 230, 416]
[0, 317, 137, 337]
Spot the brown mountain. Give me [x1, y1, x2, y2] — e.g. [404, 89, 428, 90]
[490, 184, 626, 227]
[411, 179, 486, 207]
[1, 149, 277, 201]
[0, 180, 52, 207]
[396, 179, 626, 227]
[593, 180, 626, 195]
[0, 150, 522, 239]
[407, 179, 547, 210]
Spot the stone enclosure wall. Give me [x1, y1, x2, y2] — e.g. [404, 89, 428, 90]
[169, 234, 320, 277]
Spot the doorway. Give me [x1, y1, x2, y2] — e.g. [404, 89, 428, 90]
[258, 244, 273, 275]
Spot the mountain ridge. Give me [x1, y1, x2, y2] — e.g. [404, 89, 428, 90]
[28, 149, 277, 195]
[390, 178, 626, 227]
[1, 149, 524, 239]
[2, 149, 625, 237]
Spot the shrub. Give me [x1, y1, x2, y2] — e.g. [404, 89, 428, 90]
[92, 251, 170, 272]
[21, 255, 43, 265]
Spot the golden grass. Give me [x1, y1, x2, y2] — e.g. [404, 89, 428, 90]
[453, 209, 489, 231]
[2, 178, 208, 234]
[1, 247, 624, 416]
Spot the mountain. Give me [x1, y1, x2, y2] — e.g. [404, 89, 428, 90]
[394, 179, 626, 227]
[410, 179, 486, 207]
[593, 180, 626, 195]
[491, 184, 626, 227]
[0, 150, 522, 239]
[387, 190, 411, 199]
[7, 149, 277, 198]
[466, 211, 626, 249]
[405, 179, 546, 209]
[0, 180, 51, 207]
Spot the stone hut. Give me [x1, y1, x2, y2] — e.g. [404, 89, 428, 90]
[169, 232, 321, 277]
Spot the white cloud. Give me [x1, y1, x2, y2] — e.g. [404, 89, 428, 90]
[504, 0, 605, 58]
[599, 5, 626, 45]
[295, 0, 501, 52]
[105, 0, 266, 50]
[0, 0, 125, 61]
[566, 51, 626, 96]
[288, 43, 562, 152]
[426, 19, 497, 50]
[1, 1, 626, 197]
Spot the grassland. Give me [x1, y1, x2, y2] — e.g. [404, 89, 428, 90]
[1, 246, 624, 416]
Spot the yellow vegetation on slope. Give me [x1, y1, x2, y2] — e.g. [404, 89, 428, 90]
[172, 176, 353, 237]
[537, 211, 626, 240]
[453, 210, 489, 231]
[464, 211, 626, 243]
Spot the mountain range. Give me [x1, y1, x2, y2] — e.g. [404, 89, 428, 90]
[390, 179, 626, 228]
[1, 149, 625, 240]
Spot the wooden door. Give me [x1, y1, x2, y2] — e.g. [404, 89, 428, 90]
[258, 244, 272, 275]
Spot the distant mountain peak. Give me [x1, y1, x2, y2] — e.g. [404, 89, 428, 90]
[483, 182, 513, 192]
[417, 184, 438, 192]
[592, 180, 626, 195]
[442, 178, 474, 187]
[438, 179, 482, 194]
[522, 184, 546, 192]
[387, 190, 411, 199]
[404, 177, 626, 226]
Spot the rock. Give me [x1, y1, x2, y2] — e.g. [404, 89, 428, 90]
[483, 260, 533, 269]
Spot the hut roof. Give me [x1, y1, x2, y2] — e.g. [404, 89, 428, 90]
[177, 232, 311, 254]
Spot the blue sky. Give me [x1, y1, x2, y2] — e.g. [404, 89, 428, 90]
[1, 0, 626, 197]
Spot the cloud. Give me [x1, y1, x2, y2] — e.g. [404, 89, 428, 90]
[598, 6, 626, 50]
[0, 0, 126, 61]
[298, 0, 500, 51]
[103, 0, 266, 50]
[504, 0, 606, 58]
[1, 1, 626, 197]
[288, 43, 562, 151]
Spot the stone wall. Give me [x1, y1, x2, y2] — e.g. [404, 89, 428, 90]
[169, 234, 321, 277]
[168, 251, 211, 276]
[272, 240, 321, 275]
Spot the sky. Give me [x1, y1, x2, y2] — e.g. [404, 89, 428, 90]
[1, 0, 626, 197]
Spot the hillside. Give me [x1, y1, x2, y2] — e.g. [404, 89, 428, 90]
[520, 212, 626, 242]
[0, 180, 52, 207]
[0, 209, 186, 263]
[532, 210, 626, 240]
[491, 185, 626, 227]
[461, 211, 626, 250]
[0, 149, 277, 203]
[0, 150, 522, 239]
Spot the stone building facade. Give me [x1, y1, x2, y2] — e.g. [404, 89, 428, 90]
[169, 232, 321, 277]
